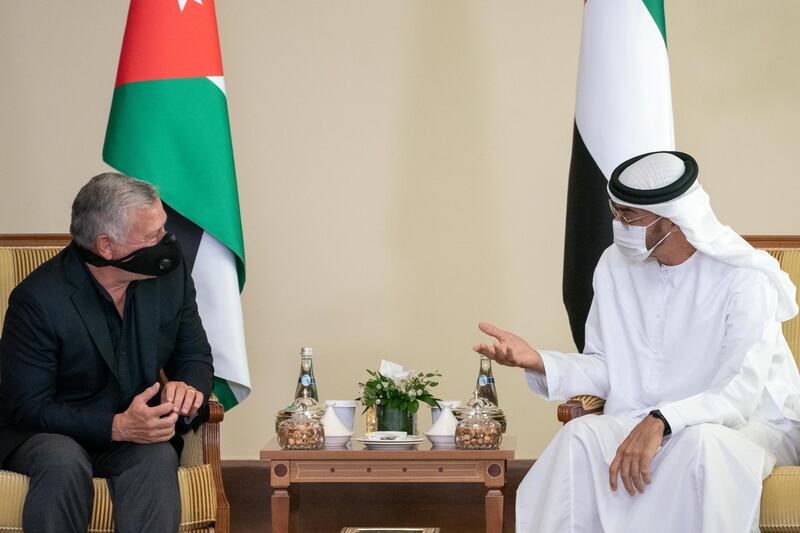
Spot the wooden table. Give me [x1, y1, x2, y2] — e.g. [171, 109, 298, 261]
[260, 437, 515, 533]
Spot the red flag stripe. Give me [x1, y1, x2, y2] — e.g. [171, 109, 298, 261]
[114, 0, 223, 87]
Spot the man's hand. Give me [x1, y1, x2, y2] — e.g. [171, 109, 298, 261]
[472, 322, 545, 374]
[609, 415, 665, 495]
[112, 382, 178, 443]
[161, 380, 204, 417]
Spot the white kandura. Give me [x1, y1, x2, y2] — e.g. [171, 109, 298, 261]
[517, 247, 800, 533]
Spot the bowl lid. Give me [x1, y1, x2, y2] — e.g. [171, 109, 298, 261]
[276, 390, 326, 418]
[452, 395, 504, 419]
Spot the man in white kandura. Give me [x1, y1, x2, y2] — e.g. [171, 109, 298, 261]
[474, 151, 800, 533]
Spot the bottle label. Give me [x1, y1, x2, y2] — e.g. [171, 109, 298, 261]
[301, 374, 312, 387]
[479, 376, 495, 386]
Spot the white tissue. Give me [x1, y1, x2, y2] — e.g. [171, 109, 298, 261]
[321, 402, 352, 436]
[379, 360, 406, 380]
[427, 406, 458, 436]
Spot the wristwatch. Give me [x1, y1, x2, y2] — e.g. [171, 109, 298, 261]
[649, 409, 672, 436]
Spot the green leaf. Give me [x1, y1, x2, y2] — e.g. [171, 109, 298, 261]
[421, 397, 439, 408]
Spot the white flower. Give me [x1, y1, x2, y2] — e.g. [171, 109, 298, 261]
[392, 371, 410, 386]
[416, 389, 423, 396]
[376, 399, 381, 405]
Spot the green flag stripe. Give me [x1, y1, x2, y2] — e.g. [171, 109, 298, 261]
[641, 0, 667, 45]
[103, 77, 246, 288]
[212, 377, 240, 411]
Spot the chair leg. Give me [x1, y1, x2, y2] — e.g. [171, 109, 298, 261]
[204, 401, 230, 533]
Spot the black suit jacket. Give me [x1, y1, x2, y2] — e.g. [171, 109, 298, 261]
[0, 244, 214, 466]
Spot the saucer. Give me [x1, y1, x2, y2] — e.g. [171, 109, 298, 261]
[353, 435, 424, 450]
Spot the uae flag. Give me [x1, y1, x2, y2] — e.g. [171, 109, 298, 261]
[103, 0, 250, 409]
[563, 0, 675, 350]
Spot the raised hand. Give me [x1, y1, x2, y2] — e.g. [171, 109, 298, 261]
[473, 322, 544, 373]
[111, 382, 178, 443]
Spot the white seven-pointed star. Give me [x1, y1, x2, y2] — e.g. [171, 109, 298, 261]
[178, 0, 203, 12]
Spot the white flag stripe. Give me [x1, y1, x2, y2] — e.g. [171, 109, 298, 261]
[575, 0, 674, 179]
[228, 381, 250, 403]
[207, 76, 226, 95]
[192, 231, 251, 398]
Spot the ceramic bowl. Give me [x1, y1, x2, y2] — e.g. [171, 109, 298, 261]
[426, 433, 456, 448]
[323, 434, 352, 448]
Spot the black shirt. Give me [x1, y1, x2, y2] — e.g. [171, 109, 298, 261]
[83, 264, 147, 411]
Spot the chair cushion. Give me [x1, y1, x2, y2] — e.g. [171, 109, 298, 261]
[0, 469, 26, 531]
[181, 427, 205, 467]
[0, 464, 216, 532]
[765, 248, 800, 363]
[0, 246, 65, 327]
[761, 465, 800, 532]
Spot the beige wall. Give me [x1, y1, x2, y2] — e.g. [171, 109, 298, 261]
[1, 1, 798, 460]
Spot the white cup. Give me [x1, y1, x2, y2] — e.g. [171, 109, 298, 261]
[328, 400, 357, 432]
[431, 400, 463, 424]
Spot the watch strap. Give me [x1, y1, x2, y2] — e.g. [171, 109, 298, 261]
[649, 409, 672, 436]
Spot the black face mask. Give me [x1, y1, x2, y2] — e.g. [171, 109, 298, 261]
[76, 232, 183, 277]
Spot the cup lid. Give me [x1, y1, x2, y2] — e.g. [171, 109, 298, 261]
[432, 400, 463, 409]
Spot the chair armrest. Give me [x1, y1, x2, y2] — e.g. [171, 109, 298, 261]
[202, 398, 230, 533]
[207, 398, 225, 424]
[557, 395, 606, 424]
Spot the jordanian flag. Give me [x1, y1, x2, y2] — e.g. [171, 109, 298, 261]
[563, 0, 675, 350]
[103, 0, 250, 409]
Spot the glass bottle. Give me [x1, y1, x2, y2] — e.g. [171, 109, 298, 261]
[475, 355, 499, 406]
[294, 347, 319, 401]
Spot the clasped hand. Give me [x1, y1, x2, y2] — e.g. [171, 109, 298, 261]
[111, 381, 204, 444]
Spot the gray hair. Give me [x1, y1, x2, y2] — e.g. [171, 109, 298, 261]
[70, 172, 159, 249]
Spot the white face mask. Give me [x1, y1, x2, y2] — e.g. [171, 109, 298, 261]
[612, 217, 672, 263]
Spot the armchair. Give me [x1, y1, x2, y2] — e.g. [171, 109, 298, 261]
[555, 236, 800, 533]
[0, 234, 229, 533]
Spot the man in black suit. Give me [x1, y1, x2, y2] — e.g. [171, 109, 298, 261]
[0, 173, 214, 532]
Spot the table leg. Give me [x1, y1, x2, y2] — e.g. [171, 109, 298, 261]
[272, 489, 290, 533]
[271, 461, 291, 533]
[485, 488, 503, 533]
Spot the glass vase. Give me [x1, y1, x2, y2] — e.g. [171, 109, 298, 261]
[376, 404, 417, 434]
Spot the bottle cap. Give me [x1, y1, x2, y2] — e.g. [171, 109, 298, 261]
[300, 347, 313, 357]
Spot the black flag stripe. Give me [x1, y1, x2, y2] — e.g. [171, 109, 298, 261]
[563, 122, 614, 351]
[164, 202, 203, 273]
